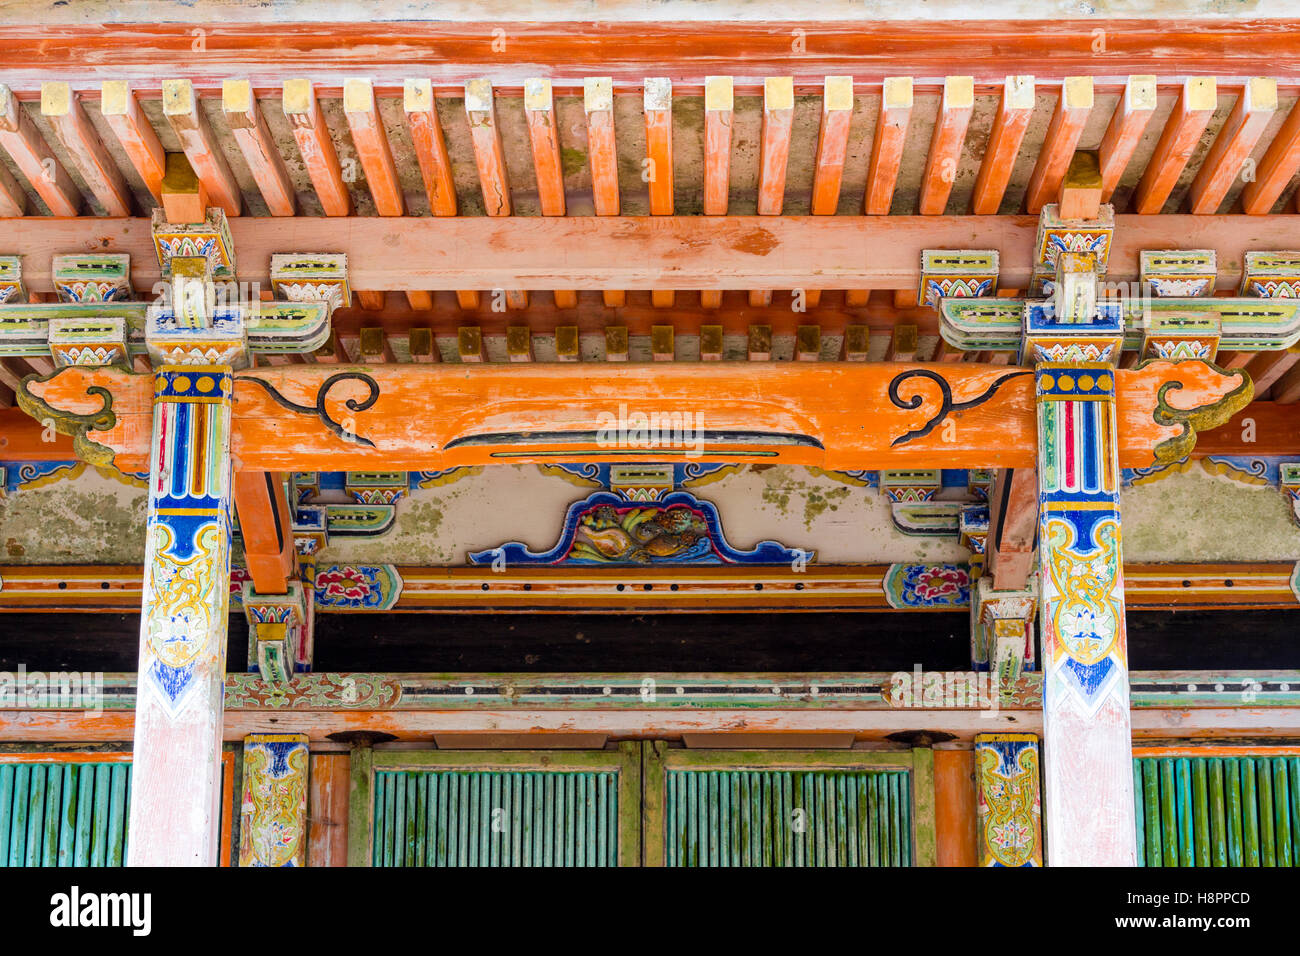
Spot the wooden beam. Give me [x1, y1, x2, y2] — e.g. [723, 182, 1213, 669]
[1188, 78, 1278, 215]
[1241, 99, 1300, 215]
[221, 79, 295, 217]
[100, 81, 166, 204]
[231, 470, 295, 594]
[1023, 75, 1092, 215]
[1132, 77, 1216, 215]
[865, 77, 912, 215]
[0, 156, 24, 215]
[10, 20, 1300, 86]
[160, 151, 208, 224]
[464, 78, 510, 217]
[1097, 75, 1156, 202]
[404, 78, 456, 217]
[40, 82, 132, 216]
[0, 83, 80, 216]
[1245, 345, 1300, 394]
[343, 77, 404, 217]
[643, 77, 674, 216]
[584, 77, 619, 216]
[31, 358, 1250, 475]
[970, 75, 1034, 216]
[9, 214, 1300, 293]
[810, 76, 853, 216]
[986, 466, 1037, 591]
[161, 78, 241, 216]
[524, 78, 565, 217]
[283, 78, 352, 217]
[703, 75, 733, 216]
[757, 76, 794, 216]
[918, 76, 973, 216]
[1057, 150, 1103, 220]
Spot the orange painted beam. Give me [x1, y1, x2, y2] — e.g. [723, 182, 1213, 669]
[1132, 78, 1216, 215]
[1241, 99, 1300, 215]
[0, 83, 80, 216]
[1097, 75, 1156, 202]
[99, 81, 166, 204]
[702, 76, 733, 216]
[757, 76, 794, 217]
[40, 83, 132, 216]
[584, 77, 619, 217]
[0, 407, 75, 458]
[283, 78, 352, 217]
[9, 214, 1300, 293]
[935, 750, 976, 867]
[1188, 78, 1277, 215]
[1023, 76, 1092, 215]
[344, 77, 405, 217]
[810, 76, 853, 216]
[404, 79, 457, 217]
[918, 76, 973, 216]
[969, 75, 1034, 216]
[231, 470, 295, 595]
[524, 78, 565, 218]
[222, 79, 296, 217]
[865, 77, 912, 216]
[21, 360, 1250, 476]
[161, 78, 242, 217]
[1195, 401, 1300, 455]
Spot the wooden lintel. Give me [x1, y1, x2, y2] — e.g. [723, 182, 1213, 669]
[5, 214, 1299, 293]
[231, 470, 295, 595]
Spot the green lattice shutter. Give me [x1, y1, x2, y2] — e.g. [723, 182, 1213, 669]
[1133, 755, 1299, 867]
[0, 762, 131, 867]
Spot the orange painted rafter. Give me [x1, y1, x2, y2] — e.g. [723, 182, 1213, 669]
[865, 77, 912, 216]
[1241, 99, 1300, 215]
[404, 79, 457, 216]
[0, 156, 23, 216]
[344, 77, 405, 217]
[21, 360, 1249, 475]
[1188, 78, 1278, 215]
[644, 77, 674, 216]
[231, 470, 295, 595]
[584, 77, 619, 217]
[0, 83, 80, 216]
[464, 78, 511, 217]
[222, 79, 295, 217]
[1097, 75, 1156, 202]
[524, 78, 565, 217]
[969, 75, 1034, 216]
[703, 75, 733, 216]
[283, 78, 352, 217]
[918, 76, 973, 216]
[99, 82, 165, 205]
[1132, 77, 1217, 215]
[1023, 75, 1092, 215]
[161, 78, 242, 216]
[40, 82, 132, 216]
[757, 76, 794, 216]
[811, 76, 853, 216]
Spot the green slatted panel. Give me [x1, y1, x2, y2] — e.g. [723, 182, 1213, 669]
[1134, 756, 1300, 867]
[664, 769, 910, 867]
[372, 770, 619, 867]
[0, 763, 131, 868]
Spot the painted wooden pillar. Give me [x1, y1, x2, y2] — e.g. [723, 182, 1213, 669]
[1029, 248, 1137, 864]
[239, 734, 310, 867]
[127, 366, 235, 866]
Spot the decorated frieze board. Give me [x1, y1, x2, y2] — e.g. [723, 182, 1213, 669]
[4, 671, 1296, 713]
[0, 255, 26, 304]
[917, 249, 999, 308]
[0, 300, 331, 358]
[239, 733, 308, 867]
[4, 563, 1295, 613]
[1140, 250, 1217, 298]
[51, 254, 133, 304]
[939, 294, 1300, 354]
[1240, 251, 1300, 298]
[269, 253, 350, 316]
[975, 733, 1042, 866]
[16, 361, 1250, 475]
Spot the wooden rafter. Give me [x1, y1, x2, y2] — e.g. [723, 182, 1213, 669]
[160, 78, 241, 216]
[222, 79, 295, 216]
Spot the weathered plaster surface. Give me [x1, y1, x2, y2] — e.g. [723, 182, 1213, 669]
[3, 462, 1298, 566]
